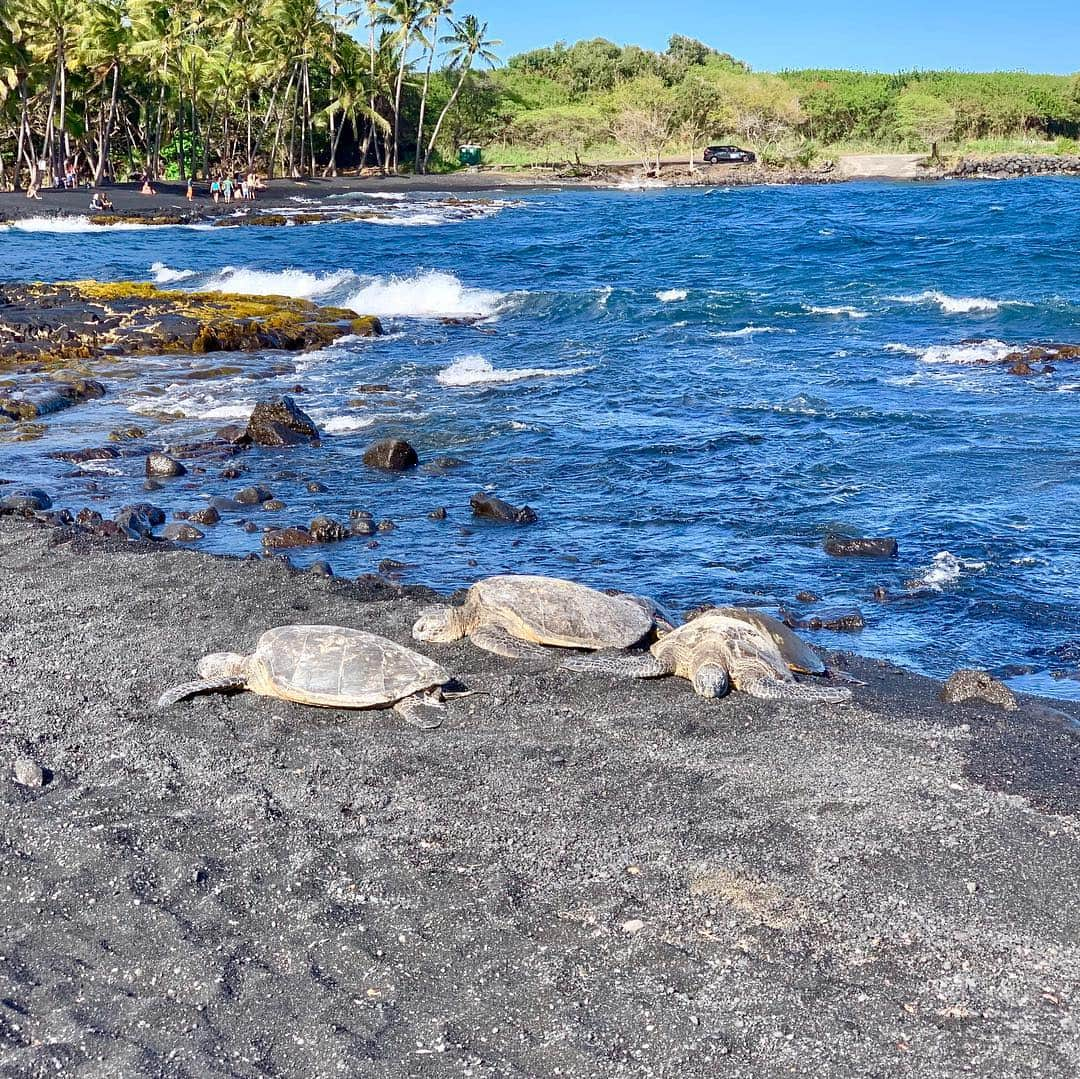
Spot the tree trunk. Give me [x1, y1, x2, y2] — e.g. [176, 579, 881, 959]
[414, 34, 437, 174]
[425, 63, 473, 165]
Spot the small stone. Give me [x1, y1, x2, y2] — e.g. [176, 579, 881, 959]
[940, 669, 1018, 712]
[309, 515, 349, 543]
[245, 395, 320, 447]
[362, 438, 419, 471]
[621, 919, 645, 935]
[872, 586, 890, 601]
[795, 591, 820, 603]
[349, 509, 373, 521]
[145, 452, 186, 478]
[428, 507, 448, 520]
[143, 479, 162, 492]
[787, 606, 866, 632]
[236, 484, 274, 505]
[306, 481, 329, 493]
[113, 505, 154, 539]
[189, 506, 221, 526]
[262, 499, 287, 512]
[309, 560, 334, 577]
[161, 522, 204, 542]
[351, 519, 376, 536]
[376, 519, 396, 533]
[13, 758, 46, 788]
[263, 526, 318, 549]
[470, 492, 538, 525]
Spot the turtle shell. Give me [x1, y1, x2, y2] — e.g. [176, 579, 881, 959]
[247, 625, 449, 708]
[714, 607, 826, 674]
[471, 575, 652, 649]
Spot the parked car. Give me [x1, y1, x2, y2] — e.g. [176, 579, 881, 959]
[703, 145, 756, 164]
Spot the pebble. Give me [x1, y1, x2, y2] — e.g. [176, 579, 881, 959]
[145, 452, 186, 478]
[621, 919, 645, 935]
[13, 757, 46, 788]
[237, 485, 274, 505]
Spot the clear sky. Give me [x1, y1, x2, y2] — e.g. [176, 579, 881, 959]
[460, 0, 1079, 75]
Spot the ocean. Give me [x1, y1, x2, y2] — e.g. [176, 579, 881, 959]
[2, 178, 1078, 698]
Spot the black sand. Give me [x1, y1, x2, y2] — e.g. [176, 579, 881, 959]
[2, 516, 1079, 1077]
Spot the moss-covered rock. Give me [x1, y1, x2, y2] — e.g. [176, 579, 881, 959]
[0, 281, 384, 368]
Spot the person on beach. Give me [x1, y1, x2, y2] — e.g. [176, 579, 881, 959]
[211, 177, 220, 202]
[26, 179, 42, 200]
[89, 191, 114, 212]
[140, 176, 156, 195]
[186, 178, 194, 201]
[223, 175, 234, 203]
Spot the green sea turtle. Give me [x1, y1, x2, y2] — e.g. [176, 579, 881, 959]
[562, 610, 852, 703]
[694, 606, 826, 675]
[412, 574, 664, 660]
[157, 625, 453, 728]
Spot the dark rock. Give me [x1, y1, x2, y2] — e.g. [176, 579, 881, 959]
[309, 560, 334, 577]
[309, 515, 349, 543]
[76, 508, 103, 527]
[306, 481, 329, 493]
[351, 519, 376, 536]
[145, 453, 186, 478]
[363, 438, 419, 471]
[107, 425, 146, 442]
[786, 606, 866, 632]
[189, 506, 221, 526]
[424, 456, 467, 473]
[262, 499, 287, 512]
[162, 522, 205, 542]
[236, 485, 274, 505]
[825, 535, 898, 558]
[872, 587, 890, 601]
[470, 492, 538, 525]
[428, 507, 448, 520]
[127, 502, 166, 526]
[378, 559, 412, 575]
[795, 590, 820, 603]
[50, 446, 120, 464]
[219, 466, 244, 480]
[242, 521, 259, 533]
[216, 424, 252, 445]
[245, 396, 320, 447]
[349, 509, 373, 520]
[209, 496, 245, 512]
[263, 526, 318, 549]
[114, 505, 154, 539]
[941, 670, 1018, 711]
[376, 519, 396, 533]
[1, 488, 53, 512]
[143, 480, 162, 492]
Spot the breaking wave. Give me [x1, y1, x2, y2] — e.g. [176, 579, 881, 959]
[437, 354, 591, 387]
[656, 289, 688, 303]
[803, 304, 868, 319]
[909, 551, 988, 591]
[344, 270, 506, 320]
[918, 340, 1013, 365]
[889, 291, 1005, 314]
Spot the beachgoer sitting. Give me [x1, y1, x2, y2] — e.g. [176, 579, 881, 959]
[140, 177, 156, 196]
[26, 180, 42, 200]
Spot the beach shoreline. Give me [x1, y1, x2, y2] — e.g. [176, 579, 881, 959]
[2, 512, 1079, 1076]
[2, 155, 1079, 224]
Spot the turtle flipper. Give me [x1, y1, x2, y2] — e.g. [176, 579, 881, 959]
[741, 678, 852, 704]
[468, 626, 551, 661]
[394, 693, 446, 730]
[560, 651, 673, 679]
[156, 677, 246, 709]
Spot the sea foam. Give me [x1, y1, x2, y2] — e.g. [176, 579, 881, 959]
[656, 289, 688, 303]
[910, 551, 988, 590]
[437, 354, 590, 387]
[344, 271, 506, 320]
[890, 291, 1003, 314]
[803, 304, 868, 319]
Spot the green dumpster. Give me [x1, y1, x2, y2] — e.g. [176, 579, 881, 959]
[458, 144, 482, 167]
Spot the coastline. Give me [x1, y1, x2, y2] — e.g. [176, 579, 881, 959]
[2, 154, 1080, 224]
[2, 513, 1079, 1076]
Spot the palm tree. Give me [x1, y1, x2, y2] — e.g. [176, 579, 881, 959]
[413, 0, 453, 174]
[71, 0, 129, 183]
[379, 0, 422, 171]
[423, 13, 499, 168]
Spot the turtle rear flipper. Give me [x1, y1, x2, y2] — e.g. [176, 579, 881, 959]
[742, 678, 852, 704]
[393, 693, 446, 730]
[469, 625, 551, 661]
[560, 651, 673, 678]
[157, 677, 247, 709]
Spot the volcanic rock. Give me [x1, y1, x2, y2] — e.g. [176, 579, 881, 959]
[1, 488, 53, 512]
[245, 396, 321, 447]
[262, 527, 319, 549]
[941, 670, 1018, 712]
[470, 492, 538, 525]
[825, 535, 899, 558]
[145, 452, 186, 478]
[161, 523, 205, 543]
[236, 485, 274, 505]
[363, 438, 419, 471]
[309, 515, 349, 543]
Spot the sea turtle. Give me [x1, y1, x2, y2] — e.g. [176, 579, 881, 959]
[156, 625, 453, 728]
[562, 610, 852, 703]
[694, 606, 826, 675]
[412, 574, 664, 660]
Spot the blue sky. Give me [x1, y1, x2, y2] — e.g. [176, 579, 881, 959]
[460, 1, 1079, 75]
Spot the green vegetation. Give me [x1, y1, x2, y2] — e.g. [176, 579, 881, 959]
[2, 9, 1079, 189]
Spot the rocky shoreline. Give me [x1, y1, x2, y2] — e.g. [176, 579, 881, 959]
[1, 514, 1079, 1077]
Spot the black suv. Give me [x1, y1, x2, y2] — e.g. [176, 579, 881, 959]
[703, 145, 756, 164]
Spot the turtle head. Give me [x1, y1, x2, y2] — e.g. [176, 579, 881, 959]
[412, 606, 463, 643]
[197, 652, 250, 680]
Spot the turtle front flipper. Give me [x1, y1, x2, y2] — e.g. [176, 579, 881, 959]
[468, 625, 551, 661]
[741, 678, 852, 704]
[156, 677, 247, 709]
[393, 692, 446, 730]
[560, 651, 674, 678]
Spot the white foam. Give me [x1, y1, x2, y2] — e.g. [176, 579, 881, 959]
[890, 291, 1003, 314]
[614, 178, 668, 190]
[344, 270, 505, 320]
[884, 342, 923, 355]
[656, 289, 688, 303]
[714, 326, 789, 338]
[437, 354, 590, 387]
[919, 339, 1013, 366]
[321, 415, 377, 434]
[1, 215, 171, 233]
[150, 261, 197, 284]
[202, 266, 355, 300]
[911, 551, 988, 590]
[803, 304, 868, 319]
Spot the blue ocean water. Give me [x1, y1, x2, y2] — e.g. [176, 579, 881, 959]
[2, 179, 1079, 697]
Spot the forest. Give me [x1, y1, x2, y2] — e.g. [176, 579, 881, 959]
[2, 3, 1079, 188]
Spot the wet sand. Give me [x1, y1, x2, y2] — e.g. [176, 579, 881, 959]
[2, 515, 1079, 1076]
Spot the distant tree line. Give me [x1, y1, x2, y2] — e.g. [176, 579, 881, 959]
[2, 11, 1079, 190]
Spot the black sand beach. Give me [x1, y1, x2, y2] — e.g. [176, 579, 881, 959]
[2, 515, 1079, 1077]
